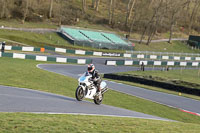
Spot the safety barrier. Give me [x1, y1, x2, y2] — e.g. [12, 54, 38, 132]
[44, 46, 200, 61]
[4, 45, 42, 52]
[104, 74, 200, 96]
[4, 45, 200, 62]
[0, 52, 92, 64]
[105, 60, 200, 67]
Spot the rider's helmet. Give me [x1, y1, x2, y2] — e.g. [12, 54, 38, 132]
[88, 64, 95, 74]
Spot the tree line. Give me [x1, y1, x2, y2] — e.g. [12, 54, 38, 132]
[0, 0, 200, 44]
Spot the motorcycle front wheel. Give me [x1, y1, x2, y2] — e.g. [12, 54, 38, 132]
[94, 94, 104, 105]
[75, 86, 85, 101]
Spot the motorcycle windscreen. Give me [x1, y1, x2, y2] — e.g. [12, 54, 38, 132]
[79, 76, 86, 82]
[100, 81, 107, 89]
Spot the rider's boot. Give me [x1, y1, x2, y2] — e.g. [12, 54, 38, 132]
[96, 87, 101, 96]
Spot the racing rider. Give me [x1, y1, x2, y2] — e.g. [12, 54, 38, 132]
[87, 64, 102, 95]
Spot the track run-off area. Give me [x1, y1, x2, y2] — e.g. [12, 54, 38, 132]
[38, 64, 200, 115]
[0, 53, 200, 121]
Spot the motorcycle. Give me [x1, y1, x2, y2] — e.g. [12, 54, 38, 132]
[75, 71, 108, 105]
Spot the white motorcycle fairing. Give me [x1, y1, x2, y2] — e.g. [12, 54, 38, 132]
[78, 72, 97, 99]
[76, 71, 108, 105]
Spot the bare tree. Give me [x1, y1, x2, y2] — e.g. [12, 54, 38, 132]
[148, 0, 155, 9]
[146, 0, 166, 45]
[128, 0, 136, 20]
[129, 11, 137, 36]
[125, 0, 136, 27]
[111, 0, 116, 26]
[49, 0, 54, 18]
[0, 0, 200, 38]
[108, 0, 116, 25]
[82, 0, 87, 13]
[188, 0, 200, 34]
[0, 0, 13, 18]
[92, 0, 96, 8]
[95, 0, 101, 11]
[168, 0, 189, 43]
[139, 10, 157, 43]
[139, 0, 164, 45]
[168, 3, 177, 43]
[109, 0, 113, 25]
[22, 0, 29, 24]
[0, 0, 6, 18]
[125, 0, 132, 27]
[58, 0, 63, 26]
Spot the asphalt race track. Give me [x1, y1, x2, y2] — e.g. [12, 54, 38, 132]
[0, 85, 171, 121]
[38, 64, 200, 115]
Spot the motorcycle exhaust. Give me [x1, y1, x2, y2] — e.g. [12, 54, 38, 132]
[101, 88, 109, 94]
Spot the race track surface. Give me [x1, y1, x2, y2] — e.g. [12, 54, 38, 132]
[0, 85, 170, 121]
[38, 64, 200, 114]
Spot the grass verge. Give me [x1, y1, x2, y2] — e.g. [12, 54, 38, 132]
[104, 78, 200, 101]
[0, 19, 57, 29]
[103, 69, 200, 101]
[0, 113, 200, 133]
[0, 29, 127, 53]
[0, 57, 200, 124]
[116, 69, 200, 90]
[134, 41, 200, 53]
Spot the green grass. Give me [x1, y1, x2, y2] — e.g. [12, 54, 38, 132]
[0, 57, 200, 125]
[0, 58, 77, 96]
[104, 69, 200, 101]
[117, 69, 200, 87]
[1, 21, 200, 53]
[0, 19, 57, 29]
[0, 29, 128, 53]
[0, 29, 71, 47]
[104, 78, 200, 101]
[134, 41, 200, 53]
[0, 113, 200, 133]
[0, 37, 28, 46]
[1, 29, 199, 54]
[75, 20, 115, 32]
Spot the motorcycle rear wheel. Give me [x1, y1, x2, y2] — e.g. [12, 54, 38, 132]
[94, 94, 104, 105]
[75, 86, 85, 101]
